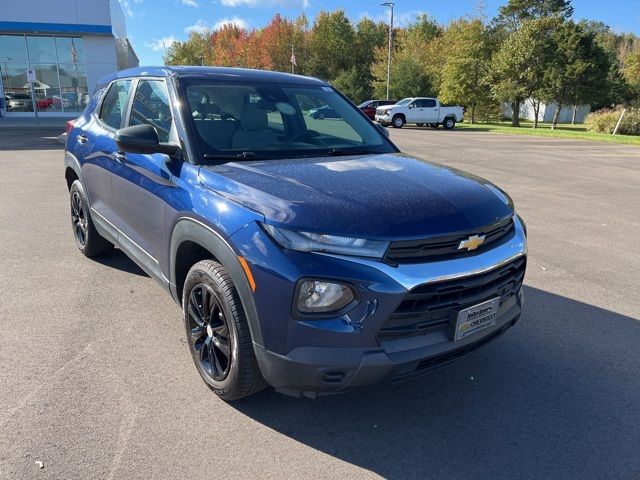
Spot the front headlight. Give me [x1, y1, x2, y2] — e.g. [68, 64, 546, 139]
[262, 224, 389, 258]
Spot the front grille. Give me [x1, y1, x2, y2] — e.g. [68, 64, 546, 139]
[378, 256, 526, 340]
[391, 320, 515, 383]
[384, 216, 515, 264]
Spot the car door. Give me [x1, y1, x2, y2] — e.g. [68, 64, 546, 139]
[110, 78, 177, 277]
[81, 78, 132, 227]
[406, 99, 426, 123]
[422, 98, 439, 123]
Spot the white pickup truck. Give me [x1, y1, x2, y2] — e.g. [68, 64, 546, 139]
[375, 97, 464, 129]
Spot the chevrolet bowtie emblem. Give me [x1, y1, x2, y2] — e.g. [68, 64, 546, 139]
[458, 234, 486, 251]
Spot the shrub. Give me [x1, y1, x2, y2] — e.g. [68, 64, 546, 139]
[584, 107, 640, 136]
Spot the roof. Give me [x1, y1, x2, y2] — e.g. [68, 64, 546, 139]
[98, 66, 327, 87]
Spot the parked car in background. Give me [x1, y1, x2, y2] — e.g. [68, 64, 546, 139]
[308, 105, 339, 119]
[358, 99, 396, 120]
[375, 97, 464, 129]
[6, 93, 33, 112]
[64, 66, 526, 401]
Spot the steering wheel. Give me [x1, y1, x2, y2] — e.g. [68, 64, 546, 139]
[289, 129, 325, 145]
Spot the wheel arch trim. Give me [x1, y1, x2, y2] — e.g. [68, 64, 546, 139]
[64, 151, 84, 187]
[169, 217, 264, 346]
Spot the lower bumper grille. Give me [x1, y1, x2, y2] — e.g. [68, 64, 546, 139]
[378, 256, 526, 340]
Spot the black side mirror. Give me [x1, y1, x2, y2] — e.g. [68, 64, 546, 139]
[115, 124, 180, 156]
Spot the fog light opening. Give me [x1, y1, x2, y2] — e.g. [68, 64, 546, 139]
[297, 280, 354, 314]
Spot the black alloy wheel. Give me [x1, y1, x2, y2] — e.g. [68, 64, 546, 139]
[71, 190, 87, 248]
[187, 283, 232, 382]
[69, 180, 113, 257]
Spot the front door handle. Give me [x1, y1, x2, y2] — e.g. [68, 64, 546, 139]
[77, 135, 87, 144]
[113, 151, 126, 163]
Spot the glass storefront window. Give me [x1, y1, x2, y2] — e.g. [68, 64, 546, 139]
[1, 63, 33, 112]
[26, 36, 57, 63]
[0, 35, 28, 63]
[0, 35, 87, 114]
[59, 63, 88, 112]
[56, 37, 85, 65]
[32, 64, 62, 112]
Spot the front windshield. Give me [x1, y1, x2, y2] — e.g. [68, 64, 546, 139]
[181, 80, 395, 160]
[396, 98, 412, 106]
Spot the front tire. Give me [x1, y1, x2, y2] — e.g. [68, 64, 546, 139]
[392, 115, 405, 128]
[317, 112, 325, 120]
[183, 260, 267, 401]
[69, 180, 113, 257]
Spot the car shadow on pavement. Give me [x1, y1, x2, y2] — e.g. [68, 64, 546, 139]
[0, 128, 64, 151]
[233, 286, 640, 480]
[93, 249, 149, 277]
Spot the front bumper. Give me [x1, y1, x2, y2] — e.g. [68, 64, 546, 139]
[254, 289, 522, 397]
[375, 113, 391, 124]
[230, 216, 527, 396]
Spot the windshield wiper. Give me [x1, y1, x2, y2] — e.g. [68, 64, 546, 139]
[326, 148, 375, 156]
[202, 151, 259, 160]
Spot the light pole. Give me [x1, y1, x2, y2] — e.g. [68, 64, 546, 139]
[381, 2, 394, 100]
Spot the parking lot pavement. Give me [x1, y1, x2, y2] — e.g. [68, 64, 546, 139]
[1, 128, 639, 480]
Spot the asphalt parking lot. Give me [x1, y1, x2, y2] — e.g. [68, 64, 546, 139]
[1, 126, 639, 479]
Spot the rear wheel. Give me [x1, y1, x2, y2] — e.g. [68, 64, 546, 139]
[69, 180, 113, 257]
[317, 112, 325, 120]
[443, 117, 456, 129]
[183, 260, 267, 401]
[392, 115, 405, 128]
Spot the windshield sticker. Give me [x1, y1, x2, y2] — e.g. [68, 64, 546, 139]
[276, 102, 296, 116]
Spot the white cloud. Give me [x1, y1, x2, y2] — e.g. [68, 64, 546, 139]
[359, 10, 428, 28]
[212, 16, 249, 30]
[220, 0, 309, 8]
[185, 19, 209, 34]
[145, 35, 177, 52]
[181, 0, 199, 6]
[120, 0, 143, 18]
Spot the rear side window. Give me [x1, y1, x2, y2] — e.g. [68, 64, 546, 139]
[99, 80, 131, 130]
[129, 79, 173, 142]
[424, 99, 437, 108]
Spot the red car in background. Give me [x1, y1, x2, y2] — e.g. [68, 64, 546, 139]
[358, 99, 396, 120]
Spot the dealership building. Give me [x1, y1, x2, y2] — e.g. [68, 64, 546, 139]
[0, 0, 138, 120]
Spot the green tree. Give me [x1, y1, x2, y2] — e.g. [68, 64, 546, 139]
[307, 10, 355, 80]
[491, 17, 559, 126]
[439, 19, 493, 123]
[542, 21, 614, 128]
[331, 66, 370, 104]
[496, 0, 573, 30]
[165, 32, 209, 65]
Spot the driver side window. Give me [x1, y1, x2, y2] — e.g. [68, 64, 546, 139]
[129, 79, 173, 142]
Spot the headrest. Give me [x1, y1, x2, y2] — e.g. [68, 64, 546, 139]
[240, 103, 268, 130]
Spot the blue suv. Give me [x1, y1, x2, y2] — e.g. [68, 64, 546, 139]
[64, 67, 527, 400]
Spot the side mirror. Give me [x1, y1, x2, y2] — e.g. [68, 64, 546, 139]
[376, 123, 390, 137]
[408, 104, 414, 109]
[115, 124, 180, 156]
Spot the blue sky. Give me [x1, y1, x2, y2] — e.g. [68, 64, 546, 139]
[120, 0, 640, 66]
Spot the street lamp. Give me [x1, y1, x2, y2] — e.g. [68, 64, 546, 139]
[381, 2, 394, 100]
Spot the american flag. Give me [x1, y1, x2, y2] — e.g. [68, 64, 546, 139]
[290, 53, 297, 67]
[71, 40, 78, 63]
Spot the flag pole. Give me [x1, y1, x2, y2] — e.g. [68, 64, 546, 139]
[291, 44, 295, 74]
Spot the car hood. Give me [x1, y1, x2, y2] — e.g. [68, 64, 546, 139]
[376, 105, 395, 113]
[198, 153, 513, 239]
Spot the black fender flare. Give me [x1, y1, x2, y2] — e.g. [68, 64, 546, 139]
[169, 217, 264, 346]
